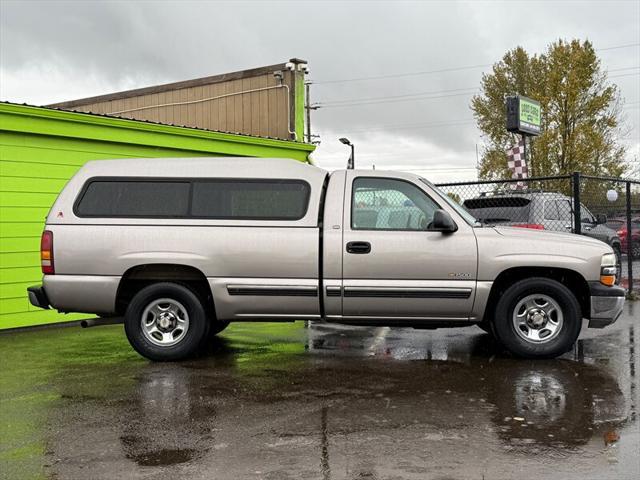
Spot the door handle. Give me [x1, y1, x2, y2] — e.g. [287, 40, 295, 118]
[346, 241, 371, 254]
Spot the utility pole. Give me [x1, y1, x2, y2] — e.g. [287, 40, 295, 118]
[304, 82, 319, 144]
[305, 82, 311, 144]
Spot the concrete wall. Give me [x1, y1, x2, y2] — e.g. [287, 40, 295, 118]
[0, 102, 314, 329]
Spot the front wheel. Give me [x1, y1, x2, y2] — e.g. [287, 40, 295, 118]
[492, 278, 582, 359]
[124, 282, 208, 361]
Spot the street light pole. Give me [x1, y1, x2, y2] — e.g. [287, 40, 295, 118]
[339, 137, 355, 169]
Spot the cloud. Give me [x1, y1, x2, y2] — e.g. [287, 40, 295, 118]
[1, 0, 638, 180]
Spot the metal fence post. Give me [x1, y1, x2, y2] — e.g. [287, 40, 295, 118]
[626, 181, 633, 294]
[572, 172, 581, 235]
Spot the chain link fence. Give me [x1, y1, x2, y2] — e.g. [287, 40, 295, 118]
[436, 174, 640, 295]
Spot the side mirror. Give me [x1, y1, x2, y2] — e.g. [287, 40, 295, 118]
[431, 209, 458, 233]
[595, 213, 607, 225]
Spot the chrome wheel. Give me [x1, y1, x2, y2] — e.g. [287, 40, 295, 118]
[512, 294, 563, 344]
[141, 298, 190, 347]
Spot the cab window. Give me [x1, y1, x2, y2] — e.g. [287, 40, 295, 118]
[351, 177, 440, 231]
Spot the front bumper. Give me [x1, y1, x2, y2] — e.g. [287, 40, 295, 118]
[587, 282, 625, 328]
[27, 285, 50, 309]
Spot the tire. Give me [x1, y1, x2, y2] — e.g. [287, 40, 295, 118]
[492, 278, 581, 359]
[124, 282, 208, 361]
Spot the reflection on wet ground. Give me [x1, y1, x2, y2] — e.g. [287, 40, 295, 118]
[0, 304, 638, 479]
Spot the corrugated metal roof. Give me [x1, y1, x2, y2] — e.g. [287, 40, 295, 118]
[0, 100, 305, 144]
[46, 61, 307, 108]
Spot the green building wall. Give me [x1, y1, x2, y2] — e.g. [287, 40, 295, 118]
[0, 103, 315, 330]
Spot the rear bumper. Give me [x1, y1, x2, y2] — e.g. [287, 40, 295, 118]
[587, 282, 625, 328]
[27, 285, 50, 309]
[43, 275, 120, 314]
[27, 276, 120, 314]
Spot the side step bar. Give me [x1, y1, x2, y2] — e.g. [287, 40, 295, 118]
[80, 317, 124, 328]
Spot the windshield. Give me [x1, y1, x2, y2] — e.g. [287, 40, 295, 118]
[419, 178, 479, 226]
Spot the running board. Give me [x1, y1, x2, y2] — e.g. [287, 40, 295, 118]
[80, 317, 124, 328]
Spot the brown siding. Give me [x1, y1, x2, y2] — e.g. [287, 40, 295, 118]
[48, 62, 304, 141]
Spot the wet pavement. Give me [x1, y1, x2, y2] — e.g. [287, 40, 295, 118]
[1, 305, 638, 480]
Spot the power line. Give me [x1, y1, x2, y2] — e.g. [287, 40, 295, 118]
[319, 91, 476, 108]
[314, 64, 491, 85]
[320, 69, 638, 106]
[599, 43, 640, 51]
[610, 72, 640, 79]
[320, 86, 477, 106]
[312, 43, 640, 85]
[609, 66, 640, 72]
[316, 72, 638, 109]
[319, 119, 476, 135]
[325, 149, 479, 164]
[317, 97, 638, 134]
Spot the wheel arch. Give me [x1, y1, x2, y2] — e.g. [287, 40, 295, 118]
[483, 266, 590, 322]
[116, 263, 215, 317]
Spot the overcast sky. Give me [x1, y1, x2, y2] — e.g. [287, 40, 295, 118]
[1, 0, 638, 181]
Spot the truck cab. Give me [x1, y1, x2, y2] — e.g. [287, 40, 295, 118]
[322, 170, 479, 324]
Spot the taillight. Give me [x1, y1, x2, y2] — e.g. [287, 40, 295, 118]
[512, 223, 545, 230]
[41, 230, 54, 275]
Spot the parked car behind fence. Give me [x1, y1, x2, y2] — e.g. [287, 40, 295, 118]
[436, 173, 640, 294]
[606, 216, 640, 258]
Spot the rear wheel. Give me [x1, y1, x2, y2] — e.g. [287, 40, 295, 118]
[124, 282, 208, 361]
[492, 278, 581, 359]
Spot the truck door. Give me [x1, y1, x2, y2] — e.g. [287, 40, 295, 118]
[340, 172, 478, 322]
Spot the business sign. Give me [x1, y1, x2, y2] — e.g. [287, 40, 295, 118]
[506, 96, 541, 136]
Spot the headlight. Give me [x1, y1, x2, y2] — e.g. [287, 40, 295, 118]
[600, 253, 617, 286]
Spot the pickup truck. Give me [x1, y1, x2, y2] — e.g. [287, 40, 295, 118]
[28, 157, 625, 361]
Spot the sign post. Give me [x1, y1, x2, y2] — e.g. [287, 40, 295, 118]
[506, 96, 541, 176]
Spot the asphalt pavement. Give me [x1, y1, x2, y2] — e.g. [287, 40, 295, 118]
[1, 304, 638, 480]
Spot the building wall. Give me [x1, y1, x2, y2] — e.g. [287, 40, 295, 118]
[0, 103, 314, 329]
[47, 61, 307, 142]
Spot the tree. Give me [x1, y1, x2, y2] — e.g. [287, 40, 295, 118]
[471, 39, 627, 180]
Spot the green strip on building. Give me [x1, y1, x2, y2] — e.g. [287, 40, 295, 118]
[0, 102, 315, 330]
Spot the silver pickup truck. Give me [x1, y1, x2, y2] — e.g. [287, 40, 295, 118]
[28, 158, 625, 361]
